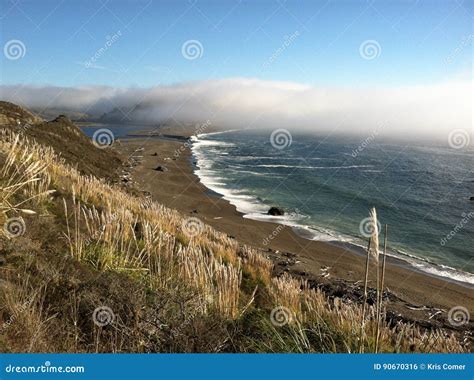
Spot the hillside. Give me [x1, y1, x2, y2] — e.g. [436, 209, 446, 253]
[0, 101, 43, 127]
[0, 102, 121, 180]
[0, 102, 468, 353]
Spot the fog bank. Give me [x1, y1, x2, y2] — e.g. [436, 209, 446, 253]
[1, 78, 471, 141]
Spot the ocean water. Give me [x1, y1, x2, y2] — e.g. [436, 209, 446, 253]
[80, 124, 155, 139]
[191, 130, 474, 285]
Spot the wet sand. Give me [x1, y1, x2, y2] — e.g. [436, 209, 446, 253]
[115, 129, 473, 332]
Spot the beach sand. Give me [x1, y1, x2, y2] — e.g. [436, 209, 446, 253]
[115, 129, 473, 333]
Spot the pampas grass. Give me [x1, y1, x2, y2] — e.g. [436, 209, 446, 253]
[241, 246, 273, 285]
[0, 132, 53, 219]
[0, 129, 467, 353]
[359, 208, 391, 353]
[368, 208, 379, 263]
[269, 273, 302, 320]
[360, 207, 379, 352]
[375, 224, 388, 353]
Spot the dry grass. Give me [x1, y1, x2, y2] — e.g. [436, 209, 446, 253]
[0, 132, 54, 234]
[264, 278, 465, 353]
[0, 275, 52, 352]
[0, 129, 468, 353]
[241, 246, 273, 285]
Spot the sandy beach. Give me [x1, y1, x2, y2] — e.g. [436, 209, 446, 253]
[116, 129, 473, 333]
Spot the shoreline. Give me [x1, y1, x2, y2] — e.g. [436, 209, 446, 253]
[190, 130, 474, 287]
[194, 157, 474, 288]
[199, 181, 474, 288]
[113, 130, 473, 332]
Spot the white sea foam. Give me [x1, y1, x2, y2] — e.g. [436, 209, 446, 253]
[255, 164, 374, 169]
[193, 140, 235, 148]
[409, 262, 474, 285]
[231, 156, 326, 161]
[193, 144, 267, 214]
[388, 249, 474, 285]
[196, 129, 240, 138]
[229, 170, 279, 177]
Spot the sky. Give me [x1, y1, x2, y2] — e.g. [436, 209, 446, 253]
[1, 0, 472, 87]
[0, 0, 472, 141]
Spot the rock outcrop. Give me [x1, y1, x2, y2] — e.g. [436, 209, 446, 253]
[268, 207, 284, 216]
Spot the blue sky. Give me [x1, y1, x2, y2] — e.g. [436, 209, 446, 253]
[1, 0, 472, 87]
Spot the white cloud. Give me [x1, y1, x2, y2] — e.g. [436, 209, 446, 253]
[0, 77, 471, 141]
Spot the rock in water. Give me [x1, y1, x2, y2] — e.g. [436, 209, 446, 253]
[470, 196, 474, 201]
[268, 207, 284, 216]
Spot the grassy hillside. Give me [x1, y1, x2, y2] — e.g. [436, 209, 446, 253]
[0, 104, 467, 353]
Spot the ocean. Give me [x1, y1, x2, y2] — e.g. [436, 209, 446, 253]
[191, 129, 474, 285]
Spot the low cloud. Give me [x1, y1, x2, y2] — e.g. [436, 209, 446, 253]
[0, 78, 471, 141]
